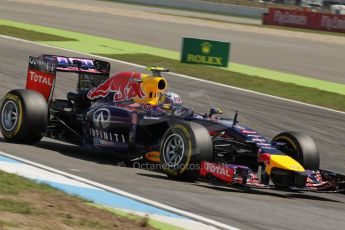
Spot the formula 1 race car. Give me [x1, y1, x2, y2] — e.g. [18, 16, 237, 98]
[1, 54, 344, 192]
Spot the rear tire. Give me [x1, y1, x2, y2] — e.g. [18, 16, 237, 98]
[160, 121, 213, 182]
[0, 89, 48, 144]
[272, 131, 320, 170]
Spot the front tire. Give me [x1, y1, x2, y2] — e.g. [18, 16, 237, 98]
[272, 131, 320, 170]
[0, 89, 48, 144]
[160, 121, 213, 182]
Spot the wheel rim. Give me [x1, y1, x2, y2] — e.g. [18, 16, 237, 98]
[1, 100, 18, 132]
[162, 133, 185, 167]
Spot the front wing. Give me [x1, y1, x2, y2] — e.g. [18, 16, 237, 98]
[199, 161, 345, 193]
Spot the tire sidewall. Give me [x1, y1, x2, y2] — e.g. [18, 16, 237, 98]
[273, 133, 303, 163]
[273, 132, 320, 170]
[0, 89, 47, 143]
[0, 92, 24, 139]
[161, 123, 195, 176]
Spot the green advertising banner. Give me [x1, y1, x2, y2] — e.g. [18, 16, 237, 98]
[181, 37, 230, 67]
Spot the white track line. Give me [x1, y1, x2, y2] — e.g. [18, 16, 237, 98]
[0, 151, 238, 230]
[0, 34, 345, 115]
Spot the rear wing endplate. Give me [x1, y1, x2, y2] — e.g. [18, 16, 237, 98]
[25, 54, 111, 102]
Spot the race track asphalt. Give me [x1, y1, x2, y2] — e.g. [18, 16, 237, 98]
[1, 0, 345, 84]
[1, 37, 345, 230]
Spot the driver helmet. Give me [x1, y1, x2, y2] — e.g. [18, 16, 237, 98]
[159, 91, 183, 113]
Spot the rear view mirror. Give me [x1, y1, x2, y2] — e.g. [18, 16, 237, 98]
[209, 108, 223, 116]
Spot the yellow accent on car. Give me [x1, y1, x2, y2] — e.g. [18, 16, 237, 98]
[3, 94, 23, 137]
[13, 98, 23, 136]
[174, 124, 192, 174]
[266, 155, 305, 175]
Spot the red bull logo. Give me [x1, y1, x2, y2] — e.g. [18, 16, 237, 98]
[87, 72, 145, 102]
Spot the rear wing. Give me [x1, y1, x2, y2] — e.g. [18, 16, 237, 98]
[26, 54, 111, 101]
[44, 55, 110, 75]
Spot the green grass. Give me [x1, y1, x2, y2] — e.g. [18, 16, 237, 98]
[0, 198, 44, 215]
[0, 170, 57, 195]
[0, 170, 160, 229]
[0, 170, 92, 202]
[97, 53, 345, 111]
[0, 25, 78, 41]
[0, 219, 18, 228]
[63, 216, 106, 229]
[89, 204, 183, 230]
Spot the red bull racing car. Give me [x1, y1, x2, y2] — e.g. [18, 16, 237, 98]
[1, 54, 344, 192]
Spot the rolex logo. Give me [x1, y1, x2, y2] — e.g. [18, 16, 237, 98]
[201, 42, 212, 55]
